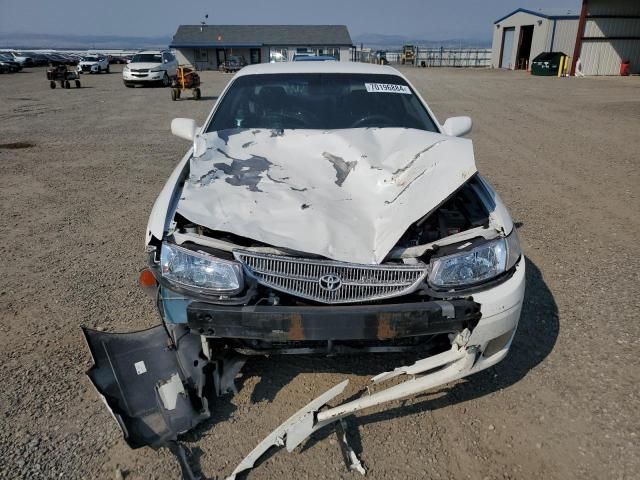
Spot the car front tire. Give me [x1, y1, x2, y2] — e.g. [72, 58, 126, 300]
[162, 73, 169, 87]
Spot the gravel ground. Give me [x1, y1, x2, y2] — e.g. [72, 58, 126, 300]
[0, 65, 638, 480]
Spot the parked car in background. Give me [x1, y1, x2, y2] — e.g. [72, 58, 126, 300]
[122, 50, 177, 87]
[45, 53, 78, 66]
[0, 54, 23, 72]
[77, 55, 110, 74]
[6, 51, 33, 67]
[109, 55, 129, 64]
[219, 55, 247, 73]
[60, 53, 80, 65]
[19, 52, 50, 66]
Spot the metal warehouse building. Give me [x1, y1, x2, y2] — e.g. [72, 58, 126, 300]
[170, 25, 353, 70]
[571, 0, 640, 75]
[492, 0, 640, 75]
[492, 8, 579, 70]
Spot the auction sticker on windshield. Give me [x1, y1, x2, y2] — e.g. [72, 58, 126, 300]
[365, 83, 411, 94]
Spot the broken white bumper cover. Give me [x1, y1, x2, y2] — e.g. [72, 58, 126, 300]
[226, 258, 525, 479]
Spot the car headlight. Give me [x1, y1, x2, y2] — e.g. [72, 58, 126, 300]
[149, 66, 161, 72]
[160, 242, 243, 294]
[428, 231, 521, 289]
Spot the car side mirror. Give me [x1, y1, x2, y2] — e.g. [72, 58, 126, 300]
[171, 118, 207, 157]
[442, 116, 472, 137]
[171, 118, 197, 141]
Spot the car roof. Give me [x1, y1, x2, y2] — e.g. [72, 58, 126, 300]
[236, 61, 402, 77]
[136, 50, 165, 54]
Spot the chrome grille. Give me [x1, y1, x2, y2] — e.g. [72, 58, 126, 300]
[234, 250, 428, 304]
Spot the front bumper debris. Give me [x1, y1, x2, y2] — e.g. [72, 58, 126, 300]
[226, 329, 476, 480]
[187, 299, 481, 341]
[82, 325, 210, 449]
[82, 269, 533, 480]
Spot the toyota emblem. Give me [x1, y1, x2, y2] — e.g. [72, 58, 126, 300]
[318, 274, 342, 291]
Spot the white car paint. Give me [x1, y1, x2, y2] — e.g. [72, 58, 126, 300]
[76, 56, 109, 74]
[6, 51, 31, 65]
[176, 127, 476, 264]
[146, 62, 458, 251]
[122, 50, 177, 86]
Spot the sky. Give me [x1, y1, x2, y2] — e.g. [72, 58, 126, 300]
[0, 0, 580, 40]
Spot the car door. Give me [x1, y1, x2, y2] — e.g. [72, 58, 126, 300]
[164, 53, 177, 77]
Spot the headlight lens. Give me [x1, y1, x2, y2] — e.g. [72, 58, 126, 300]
[428, 231, 521, 289]
[149, 66, 161, 72]
[160, 242, 243, 294]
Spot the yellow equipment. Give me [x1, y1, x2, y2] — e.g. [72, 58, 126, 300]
[401, 45, 416, 65]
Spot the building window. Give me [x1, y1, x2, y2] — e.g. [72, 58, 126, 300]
[197, 49, 208, 62]
[322, 47, 340, 59]
[270, 47, 289, 62]
[269, 46, 341, 62]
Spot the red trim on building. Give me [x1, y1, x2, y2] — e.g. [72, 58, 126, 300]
[571, 0, 589, 75]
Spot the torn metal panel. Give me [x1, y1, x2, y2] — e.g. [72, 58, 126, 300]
[176, 128, 476, 264]
[82, 325, 209, 449]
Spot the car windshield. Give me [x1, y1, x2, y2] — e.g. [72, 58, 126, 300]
[131, 54, 161, 63]
[83, 57, 99, 61]
[207, 73, 438, 131]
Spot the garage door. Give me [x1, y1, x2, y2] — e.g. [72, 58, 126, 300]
[500, 28, 515, 68]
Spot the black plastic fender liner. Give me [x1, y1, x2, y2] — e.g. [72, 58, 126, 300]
[82, 325, 210, 449]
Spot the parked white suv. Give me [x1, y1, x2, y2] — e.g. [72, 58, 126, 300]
[77, 55, 109, 74]
[122, 50, 177, 87]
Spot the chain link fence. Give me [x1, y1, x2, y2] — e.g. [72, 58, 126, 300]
[357, 48, 492, 68]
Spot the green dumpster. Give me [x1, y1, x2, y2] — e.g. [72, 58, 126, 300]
[531, 52, 567, 76]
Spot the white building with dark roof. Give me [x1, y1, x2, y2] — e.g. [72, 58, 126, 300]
[170, 25, 354, 70]
[491, 8, 580, 70]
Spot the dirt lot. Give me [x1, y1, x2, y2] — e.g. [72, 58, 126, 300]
[0, 65, 638, 480]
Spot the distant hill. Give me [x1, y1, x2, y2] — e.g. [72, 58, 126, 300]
[0, 30, 491, 51]
[353, 33, 491, 50]
[0, 32, 171, 49]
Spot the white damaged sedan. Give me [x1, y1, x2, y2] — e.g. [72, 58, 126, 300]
[83, 62, 525, 477]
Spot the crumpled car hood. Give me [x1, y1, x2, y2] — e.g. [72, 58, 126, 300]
[176, 128, 476, 265]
